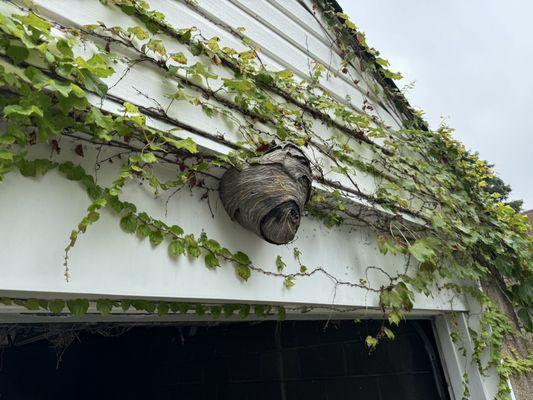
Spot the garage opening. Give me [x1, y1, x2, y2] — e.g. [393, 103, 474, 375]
[0, 319, 450, 400]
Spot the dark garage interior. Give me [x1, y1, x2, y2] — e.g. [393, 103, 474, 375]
[0, 319, 450, 400]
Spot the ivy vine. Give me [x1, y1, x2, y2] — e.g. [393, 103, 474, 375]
[0, 1, 531, 398]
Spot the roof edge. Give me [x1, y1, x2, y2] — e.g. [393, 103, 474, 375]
[321, 0, 428, 130]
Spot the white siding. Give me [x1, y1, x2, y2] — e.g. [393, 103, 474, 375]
[0, 0, 463, 314]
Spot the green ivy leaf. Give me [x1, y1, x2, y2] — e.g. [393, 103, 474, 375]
[48, 300, 65, 314]
[375, 57, 390, 67]
[24, 298, 40, 310]
[177, 28, 192, 43]
[35, 159, 56, 175]
[223, 304, 236, 318]
[190, 41, 203, 55]
[205, 252, 220, 268]
[168, 239, 185, 257]
[58, 162, 86, 181]
[195, 304, 206, 316]
[186, 243, 201, 258]
[87, 211, 100, 223]
[204, 239, 221, 253]
[96, 299, 115, 316]
[365, 335, 378, 349]
[210, 305, 222, 319]
[149, 230, 164, 246]
[88, 108, 114, 131]
[275, 255, 285, 272]
[0, 149, 13, 161]
[67, 299, 89, 317]
[136, 223, 151, 239]
[377, 238, 389, 255]
[233, 251, 251, 266]
[170, 52, 187, 64]
[383, 69, 403, 80]
[120, 213, 138, 233]
[157, 302, 169, 316]
[388, 310, 402, 326]
[408, 239, 436, 262]
[239, 304, 250, 319]
[6, 45, 29, 65]
[166, 137, 197, 153]
[236, 264, 251, 281]
[419, 260, 436, 273]
[127, 26, 149, 40]
[121, 300, 131, 311]
[142, 302, 156, 313]
[56, 39, 74, 58]
[277, 70, 293, 79]
[254, 304, 266, 317]
[13, 13, 51, 33]
[284, 276, 295, 289]
[132, 300, 155, 313]
[383, 327, 395, 340]
[4, 104, 43, 118]
[0, 135, 15, 145]
[223, 78, 253, 92]
[254, 70, 274, 85]
[169, 225, 184, 236]
[141, 152, 157, 164]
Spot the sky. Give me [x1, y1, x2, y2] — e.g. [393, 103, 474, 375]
[338, 0, 533, 210]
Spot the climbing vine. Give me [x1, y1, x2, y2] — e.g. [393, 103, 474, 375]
[0, 1, 531, 398]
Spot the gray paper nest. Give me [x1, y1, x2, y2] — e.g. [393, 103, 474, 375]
[219, 142, 312, 245]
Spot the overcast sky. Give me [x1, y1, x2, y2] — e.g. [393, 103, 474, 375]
[338, 0, 532, 210]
